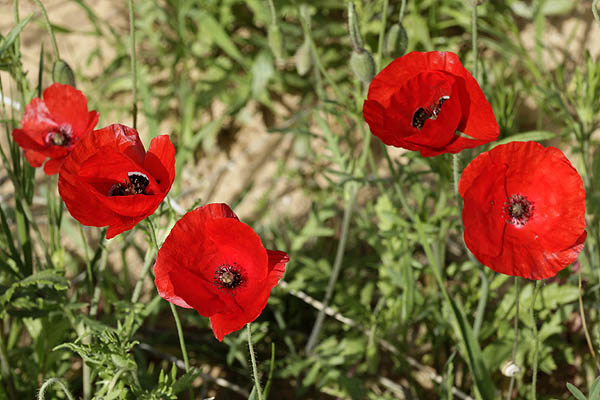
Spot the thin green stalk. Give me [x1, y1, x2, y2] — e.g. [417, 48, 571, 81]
[0, 328, 17, 400]
[169, 303, 194, 399]
[267, 0, 277, 24]
[594, 0, 600, 27]
[473, 269, 488, 338]
[305, 184, 357, 354]
[375, 0, 388, 71]
[471, 2, 478, 79]
[452, 153, 460, 196]
[89, 240, 108, 318]
[38, 378, 75, 400]
[530, 281, 540, 400]
[506, 277, 520, 400]
[247, 324, 263, 400]
[128, 0, 138, 130]
[578, 267, 600, 370]
[131, 244, 157, 303]
[79, 225, 93, 292]
[31, 0, 60, 60]
[399, 0, 407, 21]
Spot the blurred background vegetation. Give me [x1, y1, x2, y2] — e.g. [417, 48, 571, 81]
[1, 0, 600, 398]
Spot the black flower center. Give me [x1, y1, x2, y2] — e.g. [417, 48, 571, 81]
[213, 263, 245, 294]
[46, 124, 73, 147]
[412, 96, 450, 129]
[503, 194, 534, 227]
[108, 172, 150, 196]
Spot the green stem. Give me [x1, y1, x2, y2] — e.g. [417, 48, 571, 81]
[247, 324, 263, 400]
[131, 244, 157, 303]
[399, 0, 407, 21]
[31, 0, 60, 60]
[594, 0, 600, 28]
[375, 0, 389, 71]
[89, 240, 108, 318]
[578, 267, 600, 370]
[305, 184, 357, 354]
[79, 225, 93, 292]
[472, 269, 488, 338]
[128, 0, 138, 130]
[530, 281, 540, 400]
[169, 303, 194, 399]
[471, 2, 478, 79]
[267, 0, 277, 24]
[37, 378, 75, 400]
[0, 328, 17, 400]
[506, 277, 520, 400]
[452, 153, 460, 196]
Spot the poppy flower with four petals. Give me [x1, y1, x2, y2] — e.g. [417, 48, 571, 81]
[153, 203, 289, 341]
[12, 83, 99, 175]
[363, 51, 500, 157]
[58, 124, 175, 239]
[459, 141, 586, 280]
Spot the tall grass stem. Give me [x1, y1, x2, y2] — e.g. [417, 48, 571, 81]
[530, 281, 540, 400]
[128, 0, 138, 130]
[506, 276, 520, 400]
[31, 0, 60, 60]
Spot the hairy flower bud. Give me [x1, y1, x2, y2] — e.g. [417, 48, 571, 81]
[294, 39, 312, 76]
[52, 59, 76, 88]
[350, 49, 375, 84]
[384, 23, 408, 58]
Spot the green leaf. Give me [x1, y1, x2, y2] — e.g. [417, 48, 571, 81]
[590, 376, 600, 400]
[193, 10, 247, 67]
[0, 14, 32, 56]
[541, 0, 575, 16]
[567, 383, 588, 400]
[491, 131, 557, 148]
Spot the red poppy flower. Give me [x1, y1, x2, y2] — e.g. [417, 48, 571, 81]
[153, 203, 289, 341]
[459, 141, 586, 280]
[12, 83, 99, 175]
[363, 51, 499, 157]
[58, 124, 175, 239]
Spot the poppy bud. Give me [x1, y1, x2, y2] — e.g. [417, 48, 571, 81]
[52, 59, 76, 88]
[350, 49, 375, 84]
[294, 38, 312, 76]
[384, 23, 408, 58]
[268, 25, 285, 63]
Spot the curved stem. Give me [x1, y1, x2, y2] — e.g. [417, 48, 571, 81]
[578, 267, 600, 370]
[530, 281, 540, 400]
[131, 244, 157, 303]
[305, 185, 357, 354]
[399, 0, 407, 21]
[506, 276, 520, 400]
[473, 269, 489, 338]
[38, 378, 75, 400]
[594, 0, 600, 28]
[247, 323, 263, 400]
[169, 303, 194, 398]
[128, 0, 138, 130]
[375, 0, 388, 71]
[31, 0, 60, 60]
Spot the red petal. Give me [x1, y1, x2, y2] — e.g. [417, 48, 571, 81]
[43, 157, 64, 175]
[22, 149, 46, 168]
[43, 83, 93, 137]
[12, 127, 47, 153]
[144, 135, 176, 193]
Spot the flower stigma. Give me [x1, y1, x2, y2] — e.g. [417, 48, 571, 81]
[213, 263, 245, 294]
[503, 194, 534, 227]
[45, 124, 73, 147]
[108, 172, 150, 196]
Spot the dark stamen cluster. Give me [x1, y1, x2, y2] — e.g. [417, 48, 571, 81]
[412, 96, 450, 129]
[503, 194, 534, 227]
[213, 263, 245, 294]
[46, 125, 73, 147]
[108, 172, 150, 196]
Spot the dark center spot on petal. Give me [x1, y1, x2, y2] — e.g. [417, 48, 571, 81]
[412, 96, 450, 129]
[503, 194, 534, 227]
[46, 124, 73, 147]
[213, 263, 245, 294]
[108, 172, 150, 196]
